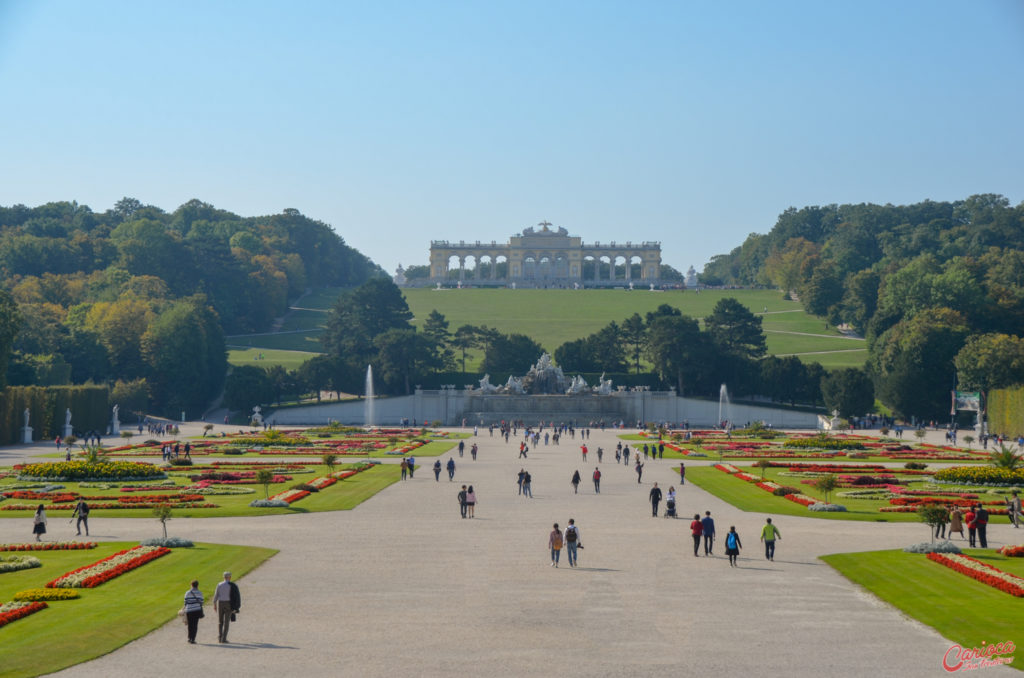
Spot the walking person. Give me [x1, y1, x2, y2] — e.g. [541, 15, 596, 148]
[701, 511, 716, 555]
[690, 514, 703, 557]
[433, 459, 442, 481]
[571, 470, 581, 494]
[581, 444, 588, 462]
[470, 444, 477, 461]
[649, 482, 662, 517]
[32, 504, 47, 542]
[400, 459, 408, 480]
[975, 504, 989, 548]
[635, 460, 644, 483]
[949, 505, 965, 539]
[935, 506, 948, 539]
[183, 579, 204, 644]
[458, 440, 465, 457]
[564, 519, 581, 568]
[725, 526, 742, 567]
[458, 485, 468, 518]
[592, 467, 601, 493]
[1008, 491, 1021, 528]
[597, 447, 603, 463]
[72, 497, 90, 537]
[446, 457, 456, 481]
[760, 517, 781, 561]
[517, 468, 526, 495]
[549, 523, 563, 567]
[965, 505, 977, 547]
[213, 571, 240, 643]
[522, 470, 533, 498]
[679, 462, 685, 485]
[465, 485, 477, 518]
[407, 455, 415, 478]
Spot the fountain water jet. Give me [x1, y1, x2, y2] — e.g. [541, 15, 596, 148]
[719, 384, 731, 429]
[364, 365, 375, 429]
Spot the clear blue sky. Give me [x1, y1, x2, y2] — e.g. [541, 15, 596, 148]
[1, 1, 1022, 276]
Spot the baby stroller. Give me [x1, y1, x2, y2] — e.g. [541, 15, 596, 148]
[664, 499, 677, 518]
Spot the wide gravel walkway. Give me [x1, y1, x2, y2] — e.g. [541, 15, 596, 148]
[1, 426, 1018, 677]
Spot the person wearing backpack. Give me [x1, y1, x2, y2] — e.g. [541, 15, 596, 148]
[563, 519, 581, 567]
[549, 523, 563, 567]
[592, 467, 601, 493]
[725, 526, 742, 567]
[571, 470, 581, 494]
[72, 498, 90, 537]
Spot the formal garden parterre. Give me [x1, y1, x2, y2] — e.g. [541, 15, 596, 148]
[0, 540, 275, 678]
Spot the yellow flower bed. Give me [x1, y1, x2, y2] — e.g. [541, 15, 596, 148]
[13, 588, 81, 601]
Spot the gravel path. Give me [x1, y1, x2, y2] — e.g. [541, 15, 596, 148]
[1, 426, 1017, 677]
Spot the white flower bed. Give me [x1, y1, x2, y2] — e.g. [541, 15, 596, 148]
[903, 540, 961, 554]
[248, 499, 289, 508]
[808, 502, 847, 512]
[0, 555, 42, 573]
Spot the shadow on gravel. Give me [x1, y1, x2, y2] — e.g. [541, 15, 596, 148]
[216, 642, 300, 650]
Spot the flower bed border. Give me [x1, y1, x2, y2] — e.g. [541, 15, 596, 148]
[926, 552, 1024, 596]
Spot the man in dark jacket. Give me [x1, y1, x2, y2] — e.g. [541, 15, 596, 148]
[649, 482, 662, 517]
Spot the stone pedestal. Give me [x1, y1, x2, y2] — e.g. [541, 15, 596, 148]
[111, 418, 120, 435]
[21, 426, 32, 444]
[63, 424, 73, 439]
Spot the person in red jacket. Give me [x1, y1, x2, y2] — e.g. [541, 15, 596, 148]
[690, 513, 703, 556]
[964, 506, 977, 547]
[592, 467, 601, 493]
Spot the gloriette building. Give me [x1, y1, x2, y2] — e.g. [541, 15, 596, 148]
[429, 221, 661, 286]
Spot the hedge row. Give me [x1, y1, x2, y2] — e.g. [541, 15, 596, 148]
[0, 385, 110, 445]
[988, 387, 1024, 439]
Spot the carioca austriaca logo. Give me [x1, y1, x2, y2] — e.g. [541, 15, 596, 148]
[943, 640, 1015, 672]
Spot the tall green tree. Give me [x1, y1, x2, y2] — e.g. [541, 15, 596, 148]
[646, 314, 704, 393]
[452, 324, 478, 373]
[0, 288, 22, 389]
[821, 367, 875, 419]
[323, 278, 412, 365]
[954, 333, 1024, 391]
[704, 298, 766, 360]
[620, 313, 646, 373]
[481, 332, 543, 375]
[422, 310, 455, 371]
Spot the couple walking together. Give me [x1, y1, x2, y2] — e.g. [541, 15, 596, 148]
[549, 519, 582, 568]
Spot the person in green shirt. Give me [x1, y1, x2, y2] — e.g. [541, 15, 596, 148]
[760, 517, 781, 561]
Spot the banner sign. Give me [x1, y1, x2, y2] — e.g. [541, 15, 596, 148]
[952, 390, 982, 413]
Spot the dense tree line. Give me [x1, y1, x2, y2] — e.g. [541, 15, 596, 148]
[0, 198, 381, 415]
[701, 194, 1024, 420]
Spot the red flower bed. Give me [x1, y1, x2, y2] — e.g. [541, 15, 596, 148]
[1, 490, 79, 502]
[998, 545, 1024, 557]
[927, 552, 1024, 596]
[0, 542, 97, 551]
[0, 601, 47, 628]
[784, 493, 816, 507]
[46, 545, 171, 588]
[2, 501, 218, 511]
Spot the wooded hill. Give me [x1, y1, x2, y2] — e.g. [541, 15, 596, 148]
[0, 198, 382, 414]
[701, 194, 1024, 420]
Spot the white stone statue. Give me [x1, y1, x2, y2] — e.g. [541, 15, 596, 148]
[65, 408, 72, 427]
[252, 405, 264, 425]
[594, 373, 613, 395]
[650, 283, 655, 291]
[478, 374, 499, 394]
[628, 282, 634, 291]
[23, 408, 30, 428]
[504, 375, 525, 394]
[566, 375, 589, 395]
[112, 404, 119, 420]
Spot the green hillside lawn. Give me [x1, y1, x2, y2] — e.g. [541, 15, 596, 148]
[228, 348, 322, 370]
[226, 288, 866, 371]
[823, 550, 1024, 669]
[0, 542, 275, 678]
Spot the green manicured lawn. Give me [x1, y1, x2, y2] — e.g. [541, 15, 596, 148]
[227, 347, 322, 369]
[0, 541, 275, 678]
[685, 465, 921, 522]
[224, 287, 857, 371]
[822, 549, 1024, 668]
[0, 463, 403, 519]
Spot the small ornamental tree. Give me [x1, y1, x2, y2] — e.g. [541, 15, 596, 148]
[203, 424, 214, 436]
[990, 444, 1024, 470]
[962, 435, 975, 449]
[814, 474, 839, 504]
[757, 459, 772, 479]
[153, 504, 172, 539]
[256, 468, 274, 499]
[914, 429, 927, 441]
[917, 505, 949, 543]
[322, 453, 337, 474]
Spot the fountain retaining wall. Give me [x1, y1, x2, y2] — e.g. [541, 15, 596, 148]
[265, 388, 820, 429]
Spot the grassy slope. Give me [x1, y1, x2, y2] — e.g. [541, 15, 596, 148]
[225, 287, 867, 371]
[0, 542, 275, 678]
[822, 549, 1024, 668]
